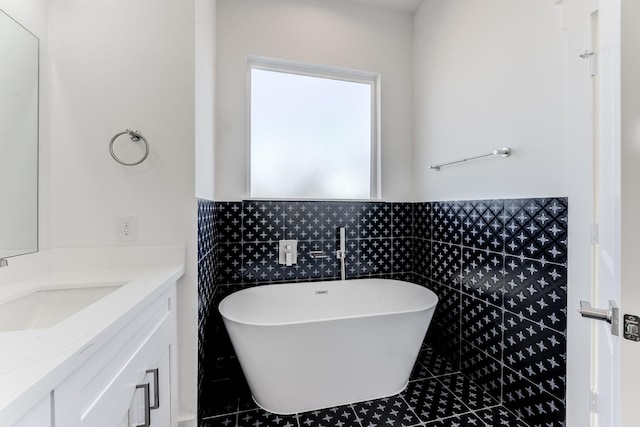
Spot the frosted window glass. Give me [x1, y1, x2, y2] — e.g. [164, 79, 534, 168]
[250, 68, 373, 199]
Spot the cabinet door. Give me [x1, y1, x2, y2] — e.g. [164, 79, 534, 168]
[10, 394, 51, 427]
[128, 343, 171, 427]
[54, 285, 176, 427]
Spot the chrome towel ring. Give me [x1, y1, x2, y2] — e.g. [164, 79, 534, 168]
[109, 129, 149, 166]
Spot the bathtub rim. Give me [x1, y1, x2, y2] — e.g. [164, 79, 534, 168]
[218, 278, 438, 327]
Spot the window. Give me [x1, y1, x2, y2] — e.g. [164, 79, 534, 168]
[249, 58, 380, 199]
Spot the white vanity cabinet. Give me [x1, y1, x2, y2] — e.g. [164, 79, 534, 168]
[53, 283, 177, 427]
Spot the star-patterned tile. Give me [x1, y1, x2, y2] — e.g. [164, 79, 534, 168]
[502, 198, 568, 264]
[318, 202, 359, 239]
[241, 242, 284, 283]
[297, 406, 360, 427]
[475, 406, 530, 427]
[392, 237, 414, 274]
[413, 238, 431, 279]
[429, 281, 461, 328]
[460, 247, 504, 307]
[216, 201, 244, 243]
[432, 201, 463, 244]
[357, 238, 392, 276]
[502, 366, 565, 427]
[402, 377, 468, 423]
[460, 342, 502, 399]
[503, 256, 567, 332]
[236, 410, 298, 427]
[461, 295, 503, 361]
[436, 373, 499, 410]
[359, 202, 392, 239]
[217, 243, 243, 284]
[352, 396, 421, 427]
[413, 347, 457, 378]
[424, 323, 461, 368]
[392, 202, 414, 238]
[291, 241, 324, 282]
[200, 413, 237, 427]
[423, 412, 487, 426]
[414, 202, 432, 240]
[460, 199, 504, 252]
[198, 199, 216, 262]
[283, 201, 321, 241]
[431, 242, 461, 286]
[503, 312, 566, 400]
[243, 200, 285, 242]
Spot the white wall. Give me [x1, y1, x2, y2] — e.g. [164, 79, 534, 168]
[215, 0, 414, 201]
[0, 0, 46, 37]
[413, 0, 567, 201]
[47, 0, 197, 422]
[195, 0, 216, 201]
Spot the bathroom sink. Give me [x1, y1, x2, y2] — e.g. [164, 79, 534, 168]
[0, 283, 124, 332]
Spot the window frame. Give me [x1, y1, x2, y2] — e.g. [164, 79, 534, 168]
[247, 56, 381, 200]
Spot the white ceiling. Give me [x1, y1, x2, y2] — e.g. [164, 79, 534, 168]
[348, 0, 424, 13]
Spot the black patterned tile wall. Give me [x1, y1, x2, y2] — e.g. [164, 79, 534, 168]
[419, 198, 568, 427]
[197, 197, 568, 427]
[197, 198, 217, 414]
[214, 201, 415, 285]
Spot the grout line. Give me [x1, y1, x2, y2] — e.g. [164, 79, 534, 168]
[349, 403, 365, 427]
[398, 392, 424, 426]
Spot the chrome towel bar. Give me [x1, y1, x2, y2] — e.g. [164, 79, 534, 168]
[429, 147, 511, 171]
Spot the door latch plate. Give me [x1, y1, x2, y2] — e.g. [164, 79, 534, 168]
[623, 314, 640, 342]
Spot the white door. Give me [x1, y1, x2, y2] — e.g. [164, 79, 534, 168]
[589, 0, 622, 426]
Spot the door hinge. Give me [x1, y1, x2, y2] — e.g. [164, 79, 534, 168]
[590, 390, 598, 413]
[591, 223, 599, 245]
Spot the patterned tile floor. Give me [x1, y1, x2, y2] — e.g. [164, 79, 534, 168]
[201, 348, 531, 427]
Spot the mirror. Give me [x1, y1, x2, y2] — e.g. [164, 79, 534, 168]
[0, 9, 38, 259]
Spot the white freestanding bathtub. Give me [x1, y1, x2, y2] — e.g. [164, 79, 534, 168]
[218, 278, 438, 414]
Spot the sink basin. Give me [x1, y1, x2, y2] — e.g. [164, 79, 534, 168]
[0, 283, 124, 332]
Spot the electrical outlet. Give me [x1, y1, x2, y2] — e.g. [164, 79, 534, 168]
[116, 215, 137, 242]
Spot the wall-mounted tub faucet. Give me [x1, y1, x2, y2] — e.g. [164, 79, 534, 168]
[0, 258, 7, 268]
[278, 240, 298, 266]
[309, 251, 328, 259]
[336, 227, 346, 280]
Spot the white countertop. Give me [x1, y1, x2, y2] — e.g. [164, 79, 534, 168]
[0, 246, 185, 423]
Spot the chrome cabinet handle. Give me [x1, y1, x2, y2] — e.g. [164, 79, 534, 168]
[579, 300, 619, 336]
[135, 383, 151, 427]
[146, 368, 160, 410]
